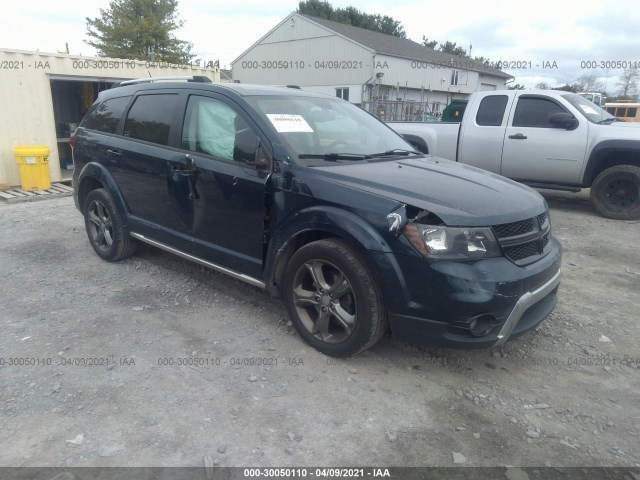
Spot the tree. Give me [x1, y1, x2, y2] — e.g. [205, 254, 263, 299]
[553, 84, 577, 92]
[574, 74, 604, 93]
[420, 38, 499, 69]
[535, 82, 551, 90]
[421, 36, 438, 49]
[438, 41, 467, 57]
[473, 56, 492, 66]
[298, 0, 406, 37]
[85, 0, 195, 63]
[507, 83, 526, 90]
[616, 68, 639, 99]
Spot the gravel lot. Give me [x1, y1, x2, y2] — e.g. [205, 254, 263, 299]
[0, 190, 638, 468]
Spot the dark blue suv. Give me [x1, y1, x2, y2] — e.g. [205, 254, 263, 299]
[72, 77, 561, 356]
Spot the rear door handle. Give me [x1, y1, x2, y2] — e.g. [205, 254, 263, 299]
[508, 133, 527, 140]
[106, 149, 122, 156]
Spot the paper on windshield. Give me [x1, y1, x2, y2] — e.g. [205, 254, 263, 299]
[266, 114, 314, 133]
[579, 104, 598, 115]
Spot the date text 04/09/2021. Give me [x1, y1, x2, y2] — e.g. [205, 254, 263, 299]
[242, 468, 391, 478]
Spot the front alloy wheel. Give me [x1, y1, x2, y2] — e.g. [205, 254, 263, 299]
[283, 239, 387, 356]
[292, 259, 357, 344]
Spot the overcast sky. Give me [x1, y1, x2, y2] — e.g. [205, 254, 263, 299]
[1, 0, 639, 92]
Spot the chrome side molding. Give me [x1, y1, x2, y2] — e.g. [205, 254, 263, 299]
[130, 232, 266, 289]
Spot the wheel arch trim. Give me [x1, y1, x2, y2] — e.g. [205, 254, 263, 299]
[583, 140, 640, 186]
[264, 206, 392, 295]
[76, 162, 128, 220]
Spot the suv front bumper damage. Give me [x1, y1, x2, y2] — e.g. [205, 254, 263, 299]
[377, 236, 562, 348]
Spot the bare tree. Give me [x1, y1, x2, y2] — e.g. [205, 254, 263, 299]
[617, 68, 639, 99]
[535, 82, 550, 90]
[574, 74, 604, 92]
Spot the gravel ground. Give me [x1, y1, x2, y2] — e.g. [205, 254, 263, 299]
[0, 190, 638, 468]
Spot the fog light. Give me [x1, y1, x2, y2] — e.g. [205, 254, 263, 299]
[468, 314, 496, 337]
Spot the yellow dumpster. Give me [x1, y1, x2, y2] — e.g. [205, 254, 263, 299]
[13, 145, 51, 191]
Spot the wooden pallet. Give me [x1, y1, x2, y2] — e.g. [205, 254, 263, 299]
[0, 182, 73, 203]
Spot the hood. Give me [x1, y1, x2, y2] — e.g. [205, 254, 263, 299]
[609, 122, 640, 130]
[314, 156, 545, 226]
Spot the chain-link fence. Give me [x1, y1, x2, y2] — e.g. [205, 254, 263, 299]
[360, 100, 443, 122]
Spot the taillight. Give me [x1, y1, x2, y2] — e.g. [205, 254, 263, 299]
[69, 134, 77, 149]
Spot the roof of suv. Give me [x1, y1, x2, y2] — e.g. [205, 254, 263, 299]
[101, 80, 330, 101]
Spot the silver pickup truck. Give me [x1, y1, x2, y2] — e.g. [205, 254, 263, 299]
[389, 90, 640, 219]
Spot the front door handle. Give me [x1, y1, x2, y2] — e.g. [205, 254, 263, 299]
[170, 154, 197, 173]
[106, 149, 122, 156]
[508, 133, 527, 140]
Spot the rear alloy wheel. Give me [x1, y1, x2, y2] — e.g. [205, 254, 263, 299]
[591, 165, 640, 220]
[84, 188, 136, 261]
[283, 239, 386, 357]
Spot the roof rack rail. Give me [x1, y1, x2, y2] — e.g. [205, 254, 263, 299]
[111, 76, 212, 88]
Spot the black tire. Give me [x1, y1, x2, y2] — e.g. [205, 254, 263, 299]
[83, 188, 136, 261]
[590, 165, 640, 220]
[282, 239, 387, 357]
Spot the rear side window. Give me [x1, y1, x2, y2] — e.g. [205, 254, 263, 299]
[124, 94, 178, 145]
[512, 97, 566, 127]
[82, 96, 130, 134]
[476, 95, 508, 126]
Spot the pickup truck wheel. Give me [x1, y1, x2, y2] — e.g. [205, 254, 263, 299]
[590, 165, 640, 220]
[84, 188, 137, 261]
[283, 239, 386, 357]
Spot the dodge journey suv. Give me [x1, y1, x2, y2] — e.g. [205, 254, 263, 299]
[72, 76, 562, 356]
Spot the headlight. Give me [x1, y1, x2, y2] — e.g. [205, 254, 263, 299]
[404, 224, 501, 259]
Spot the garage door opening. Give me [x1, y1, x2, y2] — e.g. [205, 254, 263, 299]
[49, 78, 117, 181]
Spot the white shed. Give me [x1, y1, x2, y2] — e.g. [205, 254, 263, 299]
[0, 48, 220, 188]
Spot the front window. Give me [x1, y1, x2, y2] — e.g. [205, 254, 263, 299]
[512, 97, 566, 128]
[247, 95, 416, 164]
[563, 93, 617, 124]
[181, 95, 258, 164]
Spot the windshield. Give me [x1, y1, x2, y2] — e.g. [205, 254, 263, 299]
[247, 95, 418, 163]
[563, 93, 617, 124]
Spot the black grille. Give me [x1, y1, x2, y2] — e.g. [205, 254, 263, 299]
[537, 212, 548, 227]
[504, 240, 541, 261]
[542, 232, 549, 249]
[493, 218, 535, 239]
[493, 211, 551, 265]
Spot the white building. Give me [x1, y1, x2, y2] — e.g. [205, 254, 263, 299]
[232, 13, 511, 118]
[0, 48, 220, 188]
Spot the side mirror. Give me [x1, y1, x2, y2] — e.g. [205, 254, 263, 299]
[549, 112, 578, 130]
[245, 142, 271, 170]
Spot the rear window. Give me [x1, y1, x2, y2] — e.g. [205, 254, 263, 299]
[81, 96, 131, 134]
[476, 95, 508, 126]
[124, 94, 178, 146]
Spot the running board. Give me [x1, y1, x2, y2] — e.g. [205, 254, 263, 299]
[522, 182, 581, 193]
[130, 232, 266, 289]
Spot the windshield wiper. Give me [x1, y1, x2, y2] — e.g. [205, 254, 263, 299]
[298, 153, 368, 161]
[364, 148, 422, 159]
[597, 118, 623, 124]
